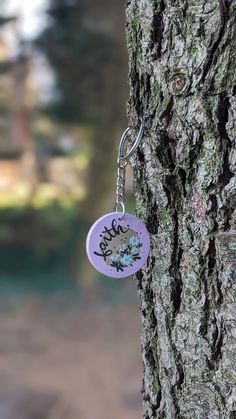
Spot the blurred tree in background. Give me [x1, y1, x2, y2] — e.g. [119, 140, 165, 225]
[37, 0, 112, 124]
[37, 0, 128, 284]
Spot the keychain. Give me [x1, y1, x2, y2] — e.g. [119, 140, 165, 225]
[86, 121, 150, 278]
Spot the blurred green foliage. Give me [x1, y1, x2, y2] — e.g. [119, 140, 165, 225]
[0, 192, 79, 251]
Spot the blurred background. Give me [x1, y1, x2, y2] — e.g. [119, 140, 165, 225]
[0, 1, 142, 418]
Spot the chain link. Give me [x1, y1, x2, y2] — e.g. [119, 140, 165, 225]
[115, 160, 127, 215]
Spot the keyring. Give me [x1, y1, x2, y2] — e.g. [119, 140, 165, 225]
[118, 120, 144, 163]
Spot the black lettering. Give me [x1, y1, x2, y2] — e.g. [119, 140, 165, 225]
[94, 249, 112, 259]
[112, 219, 129, 235]
[101, 226, 116, 240]
[94, 219, 129, 262]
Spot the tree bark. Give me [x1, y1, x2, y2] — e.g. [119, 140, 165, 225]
[126, 1, 236, 417]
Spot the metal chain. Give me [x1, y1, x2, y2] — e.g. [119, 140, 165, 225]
[115, 121, 144, 218]
[115, 159, 127, 215]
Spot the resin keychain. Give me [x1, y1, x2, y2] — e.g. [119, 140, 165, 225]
[86, 122, 150, 278]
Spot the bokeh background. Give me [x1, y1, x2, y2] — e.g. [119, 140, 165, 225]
[0, 1, 142, 418]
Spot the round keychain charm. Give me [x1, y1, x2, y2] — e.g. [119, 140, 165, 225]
[86, 211, 150, 278]
[86, 120, 150, 278]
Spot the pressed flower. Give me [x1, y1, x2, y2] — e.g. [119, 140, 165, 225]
[131, 246, 139, 255]
[129, 235, 140, 246]
[121, 254, 133, 266]
[119, 244, 128, 253]
[110, 254, 120, 262]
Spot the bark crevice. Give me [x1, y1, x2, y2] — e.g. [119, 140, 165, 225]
[151, 0, 165, 59]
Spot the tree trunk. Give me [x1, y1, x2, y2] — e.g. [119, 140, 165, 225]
[11, 55, 38, 189]
[126, 1, 236, 417]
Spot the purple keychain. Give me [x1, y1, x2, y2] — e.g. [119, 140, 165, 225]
[86, 122, 150, 278]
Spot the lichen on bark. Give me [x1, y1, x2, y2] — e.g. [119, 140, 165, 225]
[126, 0, 236, 417]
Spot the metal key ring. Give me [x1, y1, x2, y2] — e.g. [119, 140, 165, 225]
[118, 120, 144, 163]
[116, 202, 125, 219]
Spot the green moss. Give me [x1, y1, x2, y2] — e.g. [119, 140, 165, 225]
[150, 84, 160, 111]
[203, 130, 212, 140]
[160, 94, 172, 113]
[190, 47, 198, 57]
[228, 242, 236, 251]
[130, 15, 140, 31]
[139, 85, 145, 101]
[153, 380, 161, 394]
[213, 71, 225, 90]
[127, 15, 142, 61]
[227, 56, 236, 81]
[157, 206, 173, 230]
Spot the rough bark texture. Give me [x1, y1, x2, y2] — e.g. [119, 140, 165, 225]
[126, 1, 236, 417]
